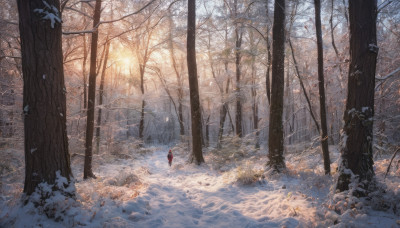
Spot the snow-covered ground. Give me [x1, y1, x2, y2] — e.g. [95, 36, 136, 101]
[1, 143, 399, 227]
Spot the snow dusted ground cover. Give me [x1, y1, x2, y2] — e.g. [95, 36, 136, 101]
[0, 141, 399, 227]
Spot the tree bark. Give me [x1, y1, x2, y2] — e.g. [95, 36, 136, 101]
[17, 0, 73, 195]
[84, 0, 102, 179]
[234, 0, 243, 138]
[82, 2, 88, 111]
[96, 40, 110, 154]
[336, 0, 377, 192]
[249, 28, 259, 149]
[314, 0, 331, 175]
[267, 0, 286, 172]
[187, 0, 204, 164]
[265, 0, 272, 106]
[139, 67, 146, 142]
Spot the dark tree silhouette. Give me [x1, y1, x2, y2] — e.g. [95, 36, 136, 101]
[336, 0, 378, 192]
[233, 0, 243, 138]
[17, 0, 73, 195]
[187, 0, 204, 164]
[314, 0, 331, 175]
[267, 0, 286, 172]
[84, 0, 101, 179]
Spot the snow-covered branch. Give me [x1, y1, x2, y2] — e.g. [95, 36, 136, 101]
[62, 0, 158, 35]
[0, 19, 18, 26]
[62, 29, 96, 35]
[64, 6, 93, 19]
[34, 0, 62, 29]
[0, 55, 21, 59]
[97, 0, 158, 26]
[376, 67, 400, 81]
[378, 0, 393, 13]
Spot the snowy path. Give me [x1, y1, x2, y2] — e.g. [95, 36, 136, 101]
[4, 147, 399, 227]
[99, 149, 319, 228]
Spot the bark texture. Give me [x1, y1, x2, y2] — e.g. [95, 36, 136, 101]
[84, 0, 102, 179]
[187, 0, 204, 164]
[336, 0, 377, 192]
[265, 0, 271, 105]
[17, 0, 73, 195]
[82, 2, 88, 110]
[234, 0, 243, 138]
[267, 0, 286, 172]
[314, 0, 331, 175]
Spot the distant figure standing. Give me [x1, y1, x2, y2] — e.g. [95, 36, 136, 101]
[167, 149, 173, 167]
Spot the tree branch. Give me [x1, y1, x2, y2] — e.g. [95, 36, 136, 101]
[376, 67, 400, 81]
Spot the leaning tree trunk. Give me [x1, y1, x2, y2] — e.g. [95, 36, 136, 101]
[267, 0, 286, 172]
[314, 0, 331, 175]
[187, 0, 204, 164]
[84, 0, 102, 179]
[17, 0, 73, 195]
[336, 0, 377, 192]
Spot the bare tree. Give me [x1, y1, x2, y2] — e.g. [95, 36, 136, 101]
[267, 0, 286, 172]
[187, 0, 204, 164]
[234, 0, 243, 138]
[17, 0, 73, 194]
[314, 0, 331, 175]
[84, 0, 102, 179]
[81, 2, 88, 111]
[265, 0, 272, 105]
[336, 0, 378, 192]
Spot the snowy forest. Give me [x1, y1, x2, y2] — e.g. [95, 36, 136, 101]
[0, 0, 399, 227]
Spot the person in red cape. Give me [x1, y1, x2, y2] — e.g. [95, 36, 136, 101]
[167, 149, 173, 167]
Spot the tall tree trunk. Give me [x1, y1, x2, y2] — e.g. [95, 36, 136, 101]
[187, 0, 204, 164]
[82, 2, 88, 111]
[84, 0, 102, 179]
[139, 66, 146, 143]
[234, 0, 243, 138]
[336, 0, 377, 192]
[206, 115, 210, 147]
[284, 56, 291, 144]
[265, 0, 272, 105]
[249, 28, 259, 149]
[314, 0, 331, 175]
[17, 0, 73, 195]
[96, 40, 110, 154]
[267, 0, 286, 172]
